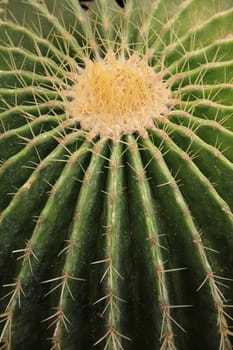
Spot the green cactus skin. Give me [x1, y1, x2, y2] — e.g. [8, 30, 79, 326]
[0, 0, 233, 349]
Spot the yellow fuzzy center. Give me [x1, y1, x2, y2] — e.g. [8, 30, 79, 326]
[67, 52, 170, 141]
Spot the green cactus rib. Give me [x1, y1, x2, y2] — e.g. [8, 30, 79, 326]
[0, 0, 233, 349]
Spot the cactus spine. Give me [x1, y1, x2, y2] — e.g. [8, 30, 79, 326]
[0, 0, 233, 349]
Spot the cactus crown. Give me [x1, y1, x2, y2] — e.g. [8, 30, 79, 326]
[67, 52, 170, 141]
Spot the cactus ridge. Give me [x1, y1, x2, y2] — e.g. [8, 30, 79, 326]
[0, 0, 233, 349]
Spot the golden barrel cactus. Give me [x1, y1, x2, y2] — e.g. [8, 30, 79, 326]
[0, 0, 233, 349]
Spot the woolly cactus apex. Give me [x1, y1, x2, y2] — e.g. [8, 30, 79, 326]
[0, 0, 233, 349]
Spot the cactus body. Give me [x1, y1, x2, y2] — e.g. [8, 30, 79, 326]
[0, 0, 233, 349]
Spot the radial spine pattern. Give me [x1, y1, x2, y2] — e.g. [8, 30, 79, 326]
[0, 0, 233, 350]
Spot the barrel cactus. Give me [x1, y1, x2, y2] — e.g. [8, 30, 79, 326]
[0, 0, 233, 349]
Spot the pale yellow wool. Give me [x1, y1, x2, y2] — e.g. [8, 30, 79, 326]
[68, 52, 170, 141]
